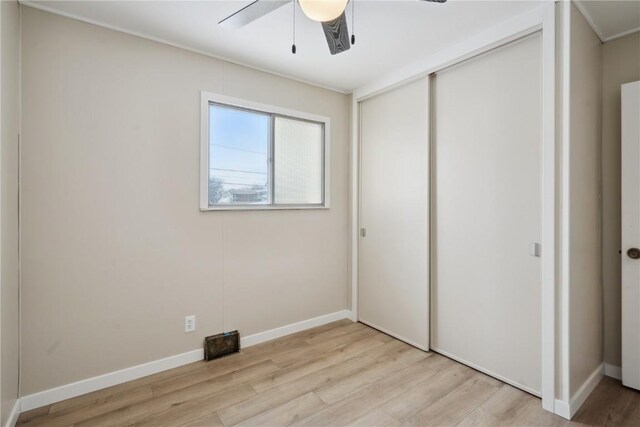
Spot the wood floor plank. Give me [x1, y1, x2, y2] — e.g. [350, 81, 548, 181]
[131, 384, 256, 427]
[182, 411, 226, 427]
[241, 337, 309, 357]
[238, 392, 326, 426]
[314, 340, 429, 404]
[405, 373, 502, 426]
[349, 408, 401, 427]
[293, 357, 439, 426]
[217, 353, 377, 426]
[250, 335, 387, 393]
[364, 339, 416, 362]
[270, 327, 378, 369]
[69, 382, 254, 427]
[380, 362, 477, 422]
[240, 339, 312, 362]
[303, 322, 370, 346]
[456, 384, 534, 426]
[618, 395, 640, 427]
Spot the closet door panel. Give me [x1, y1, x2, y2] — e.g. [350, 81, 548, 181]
[359, 78, 430, 349]
[431, 34, 542, 394]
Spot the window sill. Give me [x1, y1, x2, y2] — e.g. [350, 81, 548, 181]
[200, 204, 330, 212]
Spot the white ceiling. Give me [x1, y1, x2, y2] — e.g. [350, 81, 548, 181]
[22, 0, 546, 92]
[575, 0, 640, 42]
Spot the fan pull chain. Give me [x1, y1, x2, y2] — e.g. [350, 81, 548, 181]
[351, 0, 355, 45]
[292, 0, 297, 54]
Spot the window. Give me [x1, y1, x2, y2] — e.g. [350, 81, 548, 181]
[200, 93, 330, 210]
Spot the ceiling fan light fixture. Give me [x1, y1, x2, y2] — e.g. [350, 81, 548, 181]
[298, 0, 349, 22]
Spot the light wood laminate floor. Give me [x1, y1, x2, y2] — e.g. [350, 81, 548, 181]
[18, 320, 640, 426]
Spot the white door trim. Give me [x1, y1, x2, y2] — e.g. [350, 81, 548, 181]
[350, 2, 556, 413]
[559, 0, 572, 406]
[541, 1, 557, 413]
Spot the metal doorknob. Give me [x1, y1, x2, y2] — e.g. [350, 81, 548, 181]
[628, 248, 640, 260]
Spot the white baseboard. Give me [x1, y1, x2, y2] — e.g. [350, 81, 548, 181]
[20, 309, 353, 412]
[553, 399, 571, 420]
[4, 399, 21, 427]
[240, 310, 353, 347]
[604, 363, 622, 380]
[20, 348, 204, 412]
[554, 363, 603, 420]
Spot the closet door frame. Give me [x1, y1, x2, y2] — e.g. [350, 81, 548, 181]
[349, 2, 557, 415]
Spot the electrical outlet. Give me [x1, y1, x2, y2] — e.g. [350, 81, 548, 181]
[185, 315, 196, 333]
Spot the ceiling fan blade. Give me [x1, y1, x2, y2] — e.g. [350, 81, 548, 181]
[321, 12, 351, 55]
[420, 0, 447, 2]
[219, 0, 290, 29]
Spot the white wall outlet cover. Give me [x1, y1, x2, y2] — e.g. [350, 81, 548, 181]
[185, 315, 196, 332]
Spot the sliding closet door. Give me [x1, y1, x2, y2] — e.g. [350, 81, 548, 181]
[359, 78, 429, 350]
[431, 34, 542, 394]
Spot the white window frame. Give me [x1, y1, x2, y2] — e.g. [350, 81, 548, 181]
[200, 91, 331, 211]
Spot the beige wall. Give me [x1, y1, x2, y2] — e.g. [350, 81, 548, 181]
[20, 7, 350, 395]
[602, 31, 640, 368]
[568, 4, 603, 396]
[1, 0, 21, 423]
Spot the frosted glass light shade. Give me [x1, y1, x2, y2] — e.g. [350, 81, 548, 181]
[298, 0, 349, 22]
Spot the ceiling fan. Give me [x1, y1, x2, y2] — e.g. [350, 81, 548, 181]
[219, 0, 447, 55]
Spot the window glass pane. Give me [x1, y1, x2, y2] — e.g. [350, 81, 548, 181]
[209, 104, 270, 205]
[274, 117, 323, 205]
